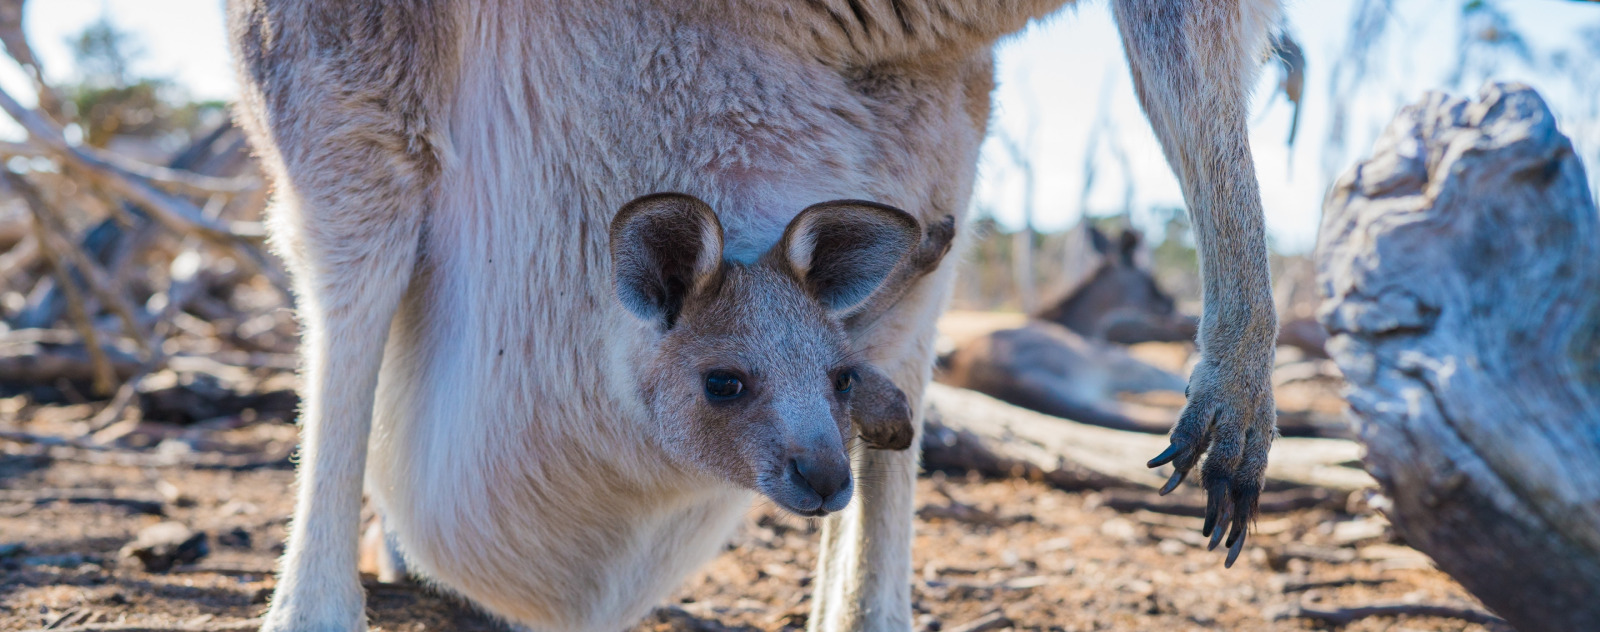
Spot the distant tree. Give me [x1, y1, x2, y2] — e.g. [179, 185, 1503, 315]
[70, 17, 138, 89]
[59, 16, 219, 149]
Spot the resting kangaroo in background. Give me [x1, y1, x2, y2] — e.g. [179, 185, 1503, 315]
[1036, 226, 1200, 344]
[230, 0, 1281, 630]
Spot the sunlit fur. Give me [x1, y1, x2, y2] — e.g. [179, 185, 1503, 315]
[228, 0, 1283, 630]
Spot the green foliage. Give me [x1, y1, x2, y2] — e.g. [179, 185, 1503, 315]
[70, 17, 139, 90]
[58, 16, 222, 149]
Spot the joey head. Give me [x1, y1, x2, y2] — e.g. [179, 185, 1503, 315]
[610, 193, 922, 515]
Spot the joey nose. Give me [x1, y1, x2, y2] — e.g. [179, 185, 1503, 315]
[790, 457, 852, 512]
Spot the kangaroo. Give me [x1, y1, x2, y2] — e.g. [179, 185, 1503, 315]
[363, 192, 941, 582]
[230, 0, 1282, 630]
[939, 321, 1188, 433]
[1036, 226, 1199, 344]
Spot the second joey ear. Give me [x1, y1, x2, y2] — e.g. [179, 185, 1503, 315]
[776, 200, 920, 316]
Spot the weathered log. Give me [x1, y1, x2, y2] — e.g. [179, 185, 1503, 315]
[1317, 82, 1600, 631]
[0, 339, 142, 383]
[921, 383, 1373, 492]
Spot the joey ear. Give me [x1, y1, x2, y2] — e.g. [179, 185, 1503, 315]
[1087, 225, 1111, 255]
[610, 193, 724, 328]
[1118, 229, 1141, 266]
[777, 200, 919, 315]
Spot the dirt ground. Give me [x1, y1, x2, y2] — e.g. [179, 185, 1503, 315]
[0, 331, 1502, 632]
[2, 422, 1501, 632]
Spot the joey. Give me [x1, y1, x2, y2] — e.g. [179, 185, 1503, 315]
[610, 193, 925, 514]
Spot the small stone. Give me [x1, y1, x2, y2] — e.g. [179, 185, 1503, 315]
[1157, 539, 1188, 556]
[1099, 517, 1139, 542]
[218, 500, 259, 516]
[1332, 517, 1389, 544]
[121, 522, 208, 572]
[217, 526, 252, 549]
[156, 480, 197, 508]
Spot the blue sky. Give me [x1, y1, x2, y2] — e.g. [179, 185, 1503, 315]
[9, 0, 1599, 253]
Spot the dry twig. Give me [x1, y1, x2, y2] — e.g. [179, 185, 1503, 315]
[1095, 487, 1341, 517]
[945, 611, 1013, 632]
[0, 86, 264, 244]
[5, 171, 152, 357]
[1281, 577, 1393, 593]
[1271, 602, 1509, 628]
[21, 199, 114, 394]
[0, 0, 64, 120]
[21, 620, 263, 632]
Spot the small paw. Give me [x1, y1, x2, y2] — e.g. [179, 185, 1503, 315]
[1147, 360, 1275, 567]
[851, 365, 915, 451]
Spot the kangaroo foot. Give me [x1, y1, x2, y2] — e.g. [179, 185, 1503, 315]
[1147, 359, 1275, 567]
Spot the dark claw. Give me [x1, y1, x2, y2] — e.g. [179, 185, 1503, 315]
[1201, 484, 1222, 537]
[1148, 443, 1183, 468]
[1225, 530, 1247, 568]
[1225, 507, 1248, 548]
[1207, 500, 1232, 551]
[1158, 469, 1187, 495]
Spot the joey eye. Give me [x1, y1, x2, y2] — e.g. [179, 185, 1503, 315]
[834, 369, 857, 394]
[704, 371, 744, 401]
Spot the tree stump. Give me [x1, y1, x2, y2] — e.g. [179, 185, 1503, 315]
[1318, 82, 1600, 631]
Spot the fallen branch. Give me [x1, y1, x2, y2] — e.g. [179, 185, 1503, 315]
[0, 430, 112, 450]
[21, 620, 263, 632]
[0, 340, 141, 383]
[922, 384, 1374, 492]
[0, 140, 259, 196]
[1275, 543, 1357, 564]
[35, 445, 293, 471]
[1281, 577, 1392, 593]
[0, 230, 38, 284]
[0, 85, 264, 244]
[917, 484, 1033, 526]
[6, 171, 153, 357]
[0, 0, 65, 120]
[944, 611, 1013, 632]
[1093, 487, 1341, 517]
[1270, 602, 1508, 628]
[0, 489, 164, 514]
[22, 199, 114, 394]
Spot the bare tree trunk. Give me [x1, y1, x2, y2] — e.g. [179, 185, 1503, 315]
[1317, 82, 1600, 632]
[1011, 227, 1035, 313]
[1000, 132, 1038, 313]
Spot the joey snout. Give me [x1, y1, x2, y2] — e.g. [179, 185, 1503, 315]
[780, 449, 853, 516]
[764, 416, 853, 516]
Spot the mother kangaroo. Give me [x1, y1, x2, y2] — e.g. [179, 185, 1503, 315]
[230, 1, 1282, 630]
